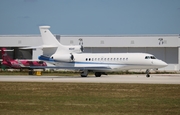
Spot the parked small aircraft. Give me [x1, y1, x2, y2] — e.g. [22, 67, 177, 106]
[1, 48, 47, 70]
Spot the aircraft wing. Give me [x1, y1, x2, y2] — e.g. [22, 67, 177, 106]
[17, 60, 27, 67]
[29, 66, 111, 71]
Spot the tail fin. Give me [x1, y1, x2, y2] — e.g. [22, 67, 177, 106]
[39, 26, 61, 47]
[39, 26, 83, 57]
[39, 26, 68, 56]
[1, 48, 12, 62]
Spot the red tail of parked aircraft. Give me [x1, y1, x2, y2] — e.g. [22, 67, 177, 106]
[1, 48, 12, 61]
[1, 48, 47, 69]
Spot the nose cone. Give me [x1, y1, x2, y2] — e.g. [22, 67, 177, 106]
[159, 60, 168, 68]
[153, 59, 168, 68]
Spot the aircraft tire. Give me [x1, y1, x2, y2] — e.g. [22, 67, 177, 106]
[29, 71, 33, 75]
[95, 72, 101, 77]
[146, 74, 150, 78]
[81, 75, 87, 77]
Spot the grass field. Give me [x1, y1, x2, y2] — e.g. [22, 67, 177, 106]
[0, 82, 180, 115]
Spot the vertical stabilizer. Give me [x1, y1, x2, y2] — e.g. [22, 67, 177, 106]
[1, 48, 12, 62]
[39, 26, 67, 56]
[39, 26, 61, 47]
[39, 26, 81, 57]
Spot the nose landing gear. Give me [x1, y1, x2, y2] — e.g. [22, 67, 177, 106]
[146, 69, 150, 78]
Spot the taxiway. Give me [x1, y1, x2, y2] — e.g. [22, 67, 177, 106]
[0, 74, 180, 84]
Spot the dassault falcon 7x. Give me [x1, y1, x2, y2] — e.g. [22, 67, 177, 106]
[33, 26, 167, 77]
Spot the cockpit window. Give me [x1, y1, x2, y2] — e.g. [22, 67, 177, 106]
[151, 56, 156, 59]
[145, 56, 156, 59]
[145, 56, 150, 59]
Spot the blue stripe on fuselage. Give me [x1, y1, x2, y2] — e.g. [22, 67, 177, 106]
[38, 55, 150, 66]
[38, 55, 124, 65]
[38, 55, 55, 62]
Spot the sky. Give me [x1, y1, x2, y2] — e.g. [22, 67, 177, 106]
[0, 0, 180, 35]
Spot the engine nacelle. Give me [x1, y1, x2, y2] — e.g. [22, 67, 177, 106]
[51, 54, 74, 62]
[68, 45, 83, 53]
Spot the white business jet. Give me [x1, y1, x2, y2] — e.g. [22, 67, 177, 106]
[35, 26, 167, 77]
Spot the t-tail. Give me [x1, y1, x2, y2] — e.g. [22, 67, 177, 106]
[39, 26, 83, 62]
[39, 26, 65, 57]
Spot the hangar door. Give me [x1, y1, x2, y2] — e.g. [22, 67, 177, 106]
[165, 47, 178, 64]
[0, 47, 32, 60]
[128, 47, 146, 53]
[147, 47, 178, 64]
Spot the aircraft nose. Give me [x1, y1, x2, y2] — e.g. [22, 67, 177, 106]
[160, 60, 168, 67]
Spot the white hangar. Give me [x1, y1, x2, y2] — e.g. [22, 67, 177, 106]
[0, 34, 180, 71]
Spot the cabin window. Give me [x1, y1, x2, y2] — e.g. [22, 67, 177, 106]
[89, 58, 91, 61]
[86, 58, 88, 61]
[92, 58, 94, 61]
[126, 58, 128, 60]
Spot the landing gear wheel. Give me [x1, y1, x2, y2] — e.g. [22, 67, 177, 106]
[29, 69, 34, 75]
[146, 69, 150, 78]
[95, 72, 101, 77]
[81, 75, 87, 77]
[80, 70, 88, 77]
[146, 74, 150, 78]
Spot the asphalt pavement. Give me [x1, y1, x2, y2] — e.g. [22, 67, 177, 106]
[0, 74, 180, 84]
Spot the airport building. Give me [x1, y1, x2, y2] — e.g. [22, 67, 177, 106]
[0, 34, 180, 71]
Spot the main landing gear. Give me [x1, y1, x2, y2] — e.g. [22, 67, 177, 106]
[146, 69, 150, 78]
[80, 70, 107, 77]
[95, 72, 101, 77]
[81, 70, 88, 77]
[28, 69, 34, 75]
[95, 72, 107, 77]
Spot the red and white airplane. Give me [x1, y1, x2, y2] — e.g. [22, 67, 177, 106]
[1, 48, 47, 69]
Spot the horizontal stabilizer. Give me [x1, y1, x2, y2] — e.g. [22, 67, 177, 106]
[20, 45, 58, 49]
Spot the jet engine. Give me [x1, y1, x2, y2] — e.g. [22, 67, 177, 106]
[51, 53, 74, 62]
[68, 45, 83, 53]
